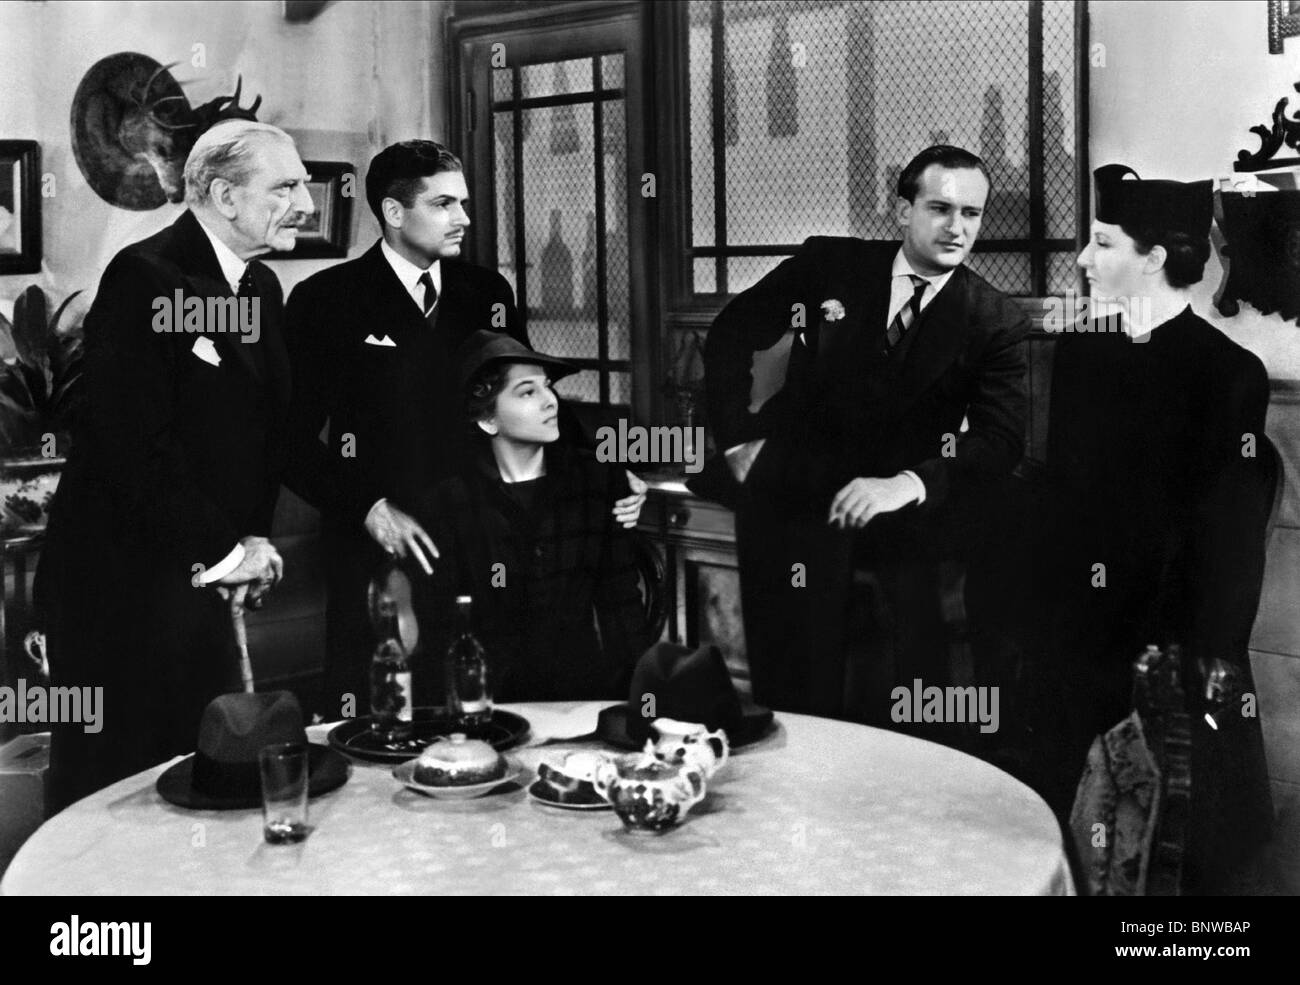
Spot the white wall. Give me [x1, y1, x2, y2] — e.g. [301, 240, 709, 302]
[0, 0, 449, 322]
[1090, 0, 1300, 380]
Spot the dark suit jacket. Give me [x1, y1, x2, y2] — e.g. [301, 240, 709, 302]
[704, 237, 1030, 531]
[409, 442, 649, 703]
[282, 242, 586, 708]
[36, 209, 289, 810]
[282, 242, 529, 526]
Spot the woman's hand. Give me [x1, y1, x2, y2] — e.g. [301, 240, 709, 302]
[364, 499, 439, 574]
[613, 471, 648, 528]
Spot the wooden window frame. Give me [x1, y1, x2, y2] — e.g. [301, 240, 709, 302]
[447, 0, 660, 423]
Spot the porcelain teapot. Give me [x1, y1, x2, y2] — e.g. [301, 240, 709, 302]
[592, 742, 707, 832]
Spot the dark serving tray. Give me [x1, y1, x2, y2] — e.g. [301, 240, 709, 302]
[326, 707, 530, 763]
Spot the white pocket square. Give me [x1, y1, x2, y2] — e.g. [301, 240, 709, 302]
[191, 337, 221, 366]
[364, 334, 397, 348]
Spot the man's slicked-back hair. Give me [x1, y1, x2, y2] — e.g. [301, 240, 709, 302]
[897, 145, 992, 203]
[183, 120, 296, 208]
[366, 140, 463, 225]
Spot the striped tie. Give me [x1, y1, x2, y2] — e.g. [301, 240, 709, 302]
[886, 274, 929, 352]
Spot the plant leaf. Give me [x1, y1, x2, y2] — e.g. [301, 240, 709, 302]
[0, 390, 39, 452]
[48, 335, 82, 378]
[14, 361, 49, 417]
[0, 364, 35, 411]
[49, 373, 85, 427]
[47, 290, 85, 344]
[0, 389, 34, 417]
[0, 307, 13, 362]
[11, 286, 50, 374]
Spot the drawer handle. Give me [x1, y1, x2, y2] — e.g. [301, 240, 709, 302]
[670, 509, 690, 527]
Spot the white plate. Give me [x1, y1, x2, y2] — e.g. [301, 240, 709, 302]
[526, 779, 612, 811]
[392, 757, 524, 799]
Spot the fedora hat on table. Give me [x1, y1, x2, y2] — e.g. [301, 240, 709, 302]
[157, 691, 350, 810]
[596, 641, 774, 749]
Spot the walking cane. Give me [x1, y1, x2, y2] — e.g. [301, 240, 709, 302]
[230, 592, 255, 693]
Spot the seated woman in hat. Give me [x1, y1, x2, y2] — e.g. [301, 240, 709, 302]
[409, 331, 653, 703]
[1033, 165, 1274, 891]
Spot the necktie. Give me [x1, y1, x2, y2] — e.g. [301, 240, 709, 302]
[237, 264, 257, 298]
[418, 271, 438, 318]
[235, 263, 266, 375]
[886, 274, 929, 352]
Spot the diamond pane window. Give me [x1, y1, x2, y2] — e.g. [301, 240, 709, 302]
[687, 0, 1083, 298]
[492, 53, 631, 408]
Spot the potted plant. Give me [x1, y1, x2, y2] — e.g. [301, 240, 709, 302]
[0, 286, 85, 536]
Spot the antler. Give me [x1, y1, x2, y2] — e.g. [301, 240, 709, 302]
[145, 95, 194, 132]
[135, 61, 181, 109]
[135, 62, 196, 133]
[186, 75, 263, 130]
[225, 76, 263, 118]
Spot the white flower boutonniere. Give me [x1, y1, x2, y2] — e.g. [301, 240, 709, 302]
[821, 299, 846, 322]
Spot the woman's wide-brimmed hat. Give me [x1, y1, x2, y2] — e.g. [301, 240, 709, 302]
[455, 330, 578, 393]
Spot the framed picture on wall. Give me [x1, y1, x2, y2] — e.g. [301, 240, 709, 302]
[290, 160, 353, 259]
[0, 141, 41, 274]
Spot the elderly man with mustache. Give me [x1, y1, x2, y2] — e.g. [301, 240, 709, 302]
[37, 120, 312, 812]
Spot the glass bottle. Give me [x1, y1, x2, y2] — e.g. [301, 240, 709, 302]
[446, 595, 492, 728]
[369, 594, 413, 742]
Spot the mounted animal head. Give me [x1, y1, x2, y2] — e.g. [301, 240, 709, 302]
[72, 52, 265, 211]
[120, 64, 263, 203]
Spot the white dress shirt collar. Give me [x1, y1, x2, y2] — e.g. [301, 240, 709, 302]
[381, 239, 442, 311]
[887, 248, 958, 324]
[193, 213, 251, 295]
[891, 248, 957, 298]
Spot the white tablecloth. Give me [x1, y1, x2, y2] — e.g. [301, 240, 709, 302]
[1, 703, 1073, 895]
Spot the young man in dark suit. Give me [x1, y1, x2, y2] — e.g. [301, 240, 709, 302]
[283, 141, 644, 714]
[37, 121, 311, 811]
[703, 145, 1030, 720]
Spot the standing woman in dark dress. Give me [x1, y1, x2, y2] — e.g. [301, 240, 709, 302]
[410, 332, 651, 703]
[1039, 165, 1275, 892]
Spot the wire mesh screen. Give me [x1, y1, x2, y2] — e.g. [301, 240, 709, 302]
[492, 53, 632, 408]
[688, 0, 1080, 297]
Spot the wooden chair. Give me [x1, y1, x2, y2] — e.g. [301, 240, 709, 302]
[629, 530, 669, 644]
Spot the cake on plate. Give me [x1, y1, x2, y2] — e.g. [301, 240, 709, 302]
[537, 751, 609, 802]
[412, 733, 505, 786]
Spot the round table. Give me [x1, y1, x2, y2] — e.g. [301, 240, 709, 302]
[1, 703, 1074, 895]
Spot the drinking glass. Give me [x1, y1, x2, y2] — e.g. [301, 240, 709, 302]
[259, 742, 310, 844]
